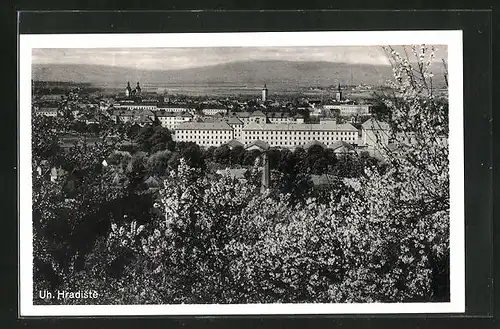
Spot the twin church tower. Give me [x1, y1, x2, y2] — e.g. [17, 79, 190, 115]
[125, 81, 142, 98]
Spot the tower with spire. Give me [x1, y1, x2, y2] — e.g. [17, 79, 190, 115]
[335, 82, 343, 102]
[135, 82, 142, 96]
[125, 81, 132, 97]
[261, 84, 268, 102]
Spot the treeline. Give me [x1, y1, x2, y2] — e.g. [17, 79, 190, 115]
[33, 80, 102, 95]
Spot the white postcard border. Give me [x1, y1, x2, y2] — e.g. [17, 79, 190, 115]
[19, 30, 464, 316]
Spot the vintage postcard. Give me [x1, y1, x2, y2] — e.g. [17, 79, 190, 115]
[19, 30, 464, 316]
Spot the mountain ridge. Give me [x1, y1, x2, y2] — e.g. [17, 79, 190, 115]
[32, 59, 447, 89]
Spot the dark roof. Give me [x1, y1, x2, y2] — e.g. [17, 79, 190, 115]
[246, 140, 270, 151]
[304, 140, 327, 149]
[251, 110, 266, 117]
[232, 111, 251, 118]
[267, 112, 292, 118]
[224, 139, 244, 148]
[177, 122, 233, 131]
[329, 140, 356, 151]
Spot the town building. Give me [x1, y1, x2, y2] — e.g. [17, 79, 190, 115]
[35, 107, 59, 117]
[154, 110, 193, 130]
[202, 108, 228, 116]
[156, 104, 194, 114]
[360, 118, 391, 150]
[230, 111, 252, 125]
[175, 122, 234, 147]
[322, 104, 371, 116]
[250, 110, 267, 125]
[266, 112, 303, 124]
[111, 109, 155, 125]
[241, 121, 359, 149]
[125, 81, 142, 98]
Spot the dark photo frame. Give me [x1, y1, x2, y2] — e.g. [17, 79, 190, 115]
[6, 8, 495, 329]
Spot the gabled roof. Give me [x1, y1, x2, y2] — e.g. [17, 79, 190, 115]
[177, 121, 233, 131]
[329, 140, 356, 151]
[242, 121, 264, 130]
[242, 122, 358, 132]
[224, 139, 244, 148]
[267, 112, 292, 118]
[232, 111, 251, 118]
[145, 176, 161, 187]
[135, 116, 153, 123]
[223, 116, 243, 125]
[251, 110, 266, 117]
[155, 110, 193, 118]
[246, 140, 270, 151]
[304, 140, 327, 149]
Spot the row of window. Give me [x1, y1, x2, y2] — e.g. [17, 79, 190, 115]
[179, 130, 231, 135]
[245, 130, 356, 135]
[245, 136, 356, 142]
[178, 135, 232, 140]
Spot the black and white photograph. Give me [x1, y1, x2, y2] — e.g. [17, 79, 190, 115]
[19, 31, 464, 316]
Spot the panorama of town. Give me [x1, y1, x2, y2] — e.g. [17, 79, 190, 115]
[31, 45, 450, 306]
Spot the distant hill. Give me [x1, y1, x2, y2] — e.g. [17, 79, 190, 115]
[32, 60, 447, 90]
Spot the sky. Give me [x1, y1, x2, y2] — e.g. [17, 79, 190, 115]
[32, 46, 448, 71]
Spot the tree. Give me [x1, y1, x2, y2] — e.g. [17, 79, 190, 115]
[134, 125, 155, 152]
[213, 145, 231, 165]
[242, 149, 261, 166]
[229, 145, 245, 166]
[149, 126, 172, 154]
[146, 150, 172, 177]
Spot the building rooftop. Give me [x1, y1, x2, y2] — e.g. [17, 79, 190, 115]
[329, 140, 356, 151]
[224, 139, 244, 148]
[177, 121, 233, 131]
[155, 110, 193, 118]
[246, 140, 270, 151]
[231, 111, 251, 118]
[267, 112, 292, 118]
[242, 122, 358, 132]
[251, 110, 266, 117]
[304, 140, 327, 149]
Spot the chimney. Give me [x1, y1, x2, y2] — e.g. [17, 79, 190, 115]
[260, 151, 270, 193]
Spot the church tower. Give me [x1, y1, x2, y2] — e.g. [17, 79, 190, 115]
[135, 82, 142, 96]
[261, 84, 268, 102]
[125, 82, 132, 97]
[335, 83, 342, 102]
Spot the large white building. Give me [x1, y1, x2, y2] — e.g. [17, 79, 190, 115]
[241, 121, 359, 148]
[202, 108, 228, 116]
[323, 104, 371, 116]
[175, 122, 234, 147]
[266, 112, 304, 124]
[35, 107, 59, 117]
[156, 104, 194, 114]
[360, 118, 391, 149]
[154, 110, 193, 130]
